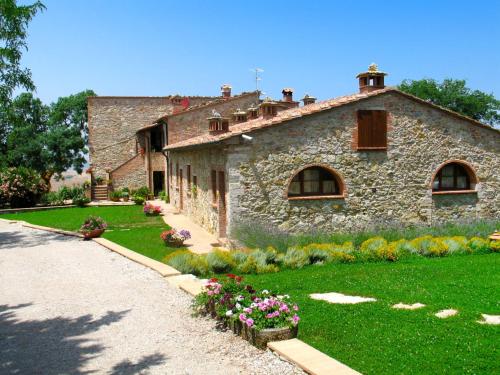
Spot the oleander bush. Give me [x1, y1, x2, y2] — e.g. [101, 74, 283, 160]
[165, 234, 498, 276]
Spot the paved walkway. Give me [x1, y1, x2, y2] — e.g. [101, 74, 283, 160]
[0, 220, 302, 375]
[149, 200, 222, 254]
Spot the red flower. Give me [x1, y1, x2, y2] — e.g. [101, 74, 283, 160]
[226, 273, 236, 279]
[235, 276, 243, 283]
[209, 277, 218, 283]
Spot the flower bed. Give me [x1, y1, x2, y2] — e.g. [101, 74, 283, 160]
[143, 203, 161, 216]
[166, 235, 499, 276]
[80, 215, 107, 239]
[193, 274, 299, 349]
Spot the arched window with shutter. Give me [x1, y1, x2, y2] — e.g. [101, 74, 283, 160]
[287, 165, 345, 200]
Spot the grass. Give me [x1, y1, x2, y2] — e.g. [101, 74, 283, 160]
[1, 205, 181, 261]
[233, 219, 499, 251]
[243, 254, 500, 375]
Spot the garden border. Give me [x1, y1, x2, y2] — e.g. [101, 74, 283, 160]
[0, 217, 362, 375]
[0, 204, 75, 215]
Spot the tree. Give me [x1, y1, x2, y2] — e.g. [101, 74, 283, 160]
[398, 78, 500, 127]
[1, 92, 86, 186]
[49, 89, 96, 143]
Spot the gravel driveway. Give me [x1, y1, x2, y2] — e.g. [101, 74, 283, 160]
[0, 221, 303, 375]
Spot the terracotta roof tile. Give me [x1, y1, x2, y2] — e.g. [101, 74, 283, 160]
[164, 88, 498, 150]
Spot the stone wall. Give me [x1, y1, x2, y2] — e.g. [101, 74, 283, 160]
[167, 92, 260, 145]
[168, 147, 226, 235]
[225, 91, 500, 235]
[109, 154, 146, 190]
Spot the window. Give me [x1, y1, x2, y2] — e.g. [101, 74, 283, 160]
[288, 166, 343, 198]
[193, 175, 197, 197]
[357, 110, 387, 149]
[432, 162, 474, 192]
[211, 170, 217, 204]
[176, 163, 179, 187]
[186, 165, 191, 191]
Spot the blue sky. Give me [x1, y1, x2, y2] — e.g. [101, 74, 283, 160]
[21, 0, 500, 104]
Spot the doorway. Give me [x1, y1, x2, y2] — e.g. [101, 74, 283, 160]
[153, 171, 165, 197]
[217, 171, 227, 238]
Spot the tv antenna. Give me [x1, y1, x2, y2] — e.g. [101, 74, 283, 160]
[250, 68, 264, 92]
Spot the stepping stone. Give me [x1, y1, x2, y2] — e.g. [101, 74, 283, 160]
[392, 302, 426, 310]
[435, 309, 458, 318]
[310, 292, 376, 304]
[477, 314, 500, 325]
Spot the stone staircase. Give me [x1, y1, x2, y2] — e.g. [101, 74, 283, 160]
[91, 185, 109, 201]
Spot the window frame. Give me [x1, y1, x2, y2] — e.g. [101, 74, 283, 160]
[287, 165, 345, 200]
[431, 161, 477, 194]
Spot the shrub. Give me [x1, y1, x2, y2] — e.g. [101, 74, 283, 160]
[282, 248, 310, 269]
[206, 249, 235, 273]
[40, 191, 64, 206]
[110, 190, 121, 201]
[230, 250, 249, 264]
[489, 240, 500, 252]
[467, 237, 490, 253]
[58, 186, 84, 200]
[133, 195, 145, 205]
[134, 186, 150, 198]
[158, 190, 166, 200]
[167, 252, 197, 274]
[73, 195, 90, 207]
[0, 167, 47, 208]
[410, 236, 448, 257]
[359, 237, 400, 261]
[442, 236, 468, 254]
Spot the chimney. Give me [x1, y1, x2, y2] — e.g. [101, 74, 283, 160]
[260, 97, 279, 119]
[232, 108, 247, 123]
[301, 94, 317, 106]
[247, 104, 259, 120]
[356, 63, 387, 93]
[282, 88, 294, 102]
[221, 84, 232, 99]
[207, 109, 229, 133]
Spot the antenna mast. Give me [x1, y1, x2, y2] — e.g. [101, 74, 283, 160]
[250, 68, 264, 92]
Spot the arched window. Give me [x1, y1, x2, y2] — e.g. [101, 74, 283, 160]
[432, 162, 476, 192]
[288, 166, 344, 198]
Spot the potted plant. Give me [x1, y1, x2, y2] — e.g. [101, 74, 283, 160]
[95, 176, 104, 185]
[80, 216, 107, 240]
[160, 228, 191, 247]
[143, 203, 161, 216]
[122, 191, 129, 202]
[110, 190, 121, 202]
[133, 195, 145, 205]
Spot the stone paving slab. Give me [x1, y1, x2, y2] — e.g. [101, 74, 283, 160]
[178, 279, 204, 296]
[268, 338, 361, 375]
[92, 237, 180, 277]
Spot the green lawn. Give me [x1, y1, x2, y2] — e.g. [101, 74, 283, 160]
[244, 255, 500, 375]
[1, 206, 180, 261]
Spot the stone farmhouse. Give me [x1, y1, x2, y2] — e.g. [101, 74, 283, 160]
[88, 64, 500, 239]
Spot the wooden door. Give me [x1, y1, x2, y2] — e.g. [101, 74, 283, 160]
[217, 171, 227, 238]
[179, 169, 183, 210]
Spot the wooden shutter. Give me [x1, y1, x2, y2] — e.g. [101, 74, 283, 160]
[357, 110, 387, 149]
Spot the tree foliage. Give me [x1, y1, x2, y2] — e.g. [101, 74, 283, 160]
[398, 78, 500, 127]
[0, 92, 88, 185]
[0, 0, 45, 105]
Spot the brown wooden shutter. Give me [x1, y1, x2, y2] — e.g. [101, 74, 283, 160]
[357, 110, 387, 149]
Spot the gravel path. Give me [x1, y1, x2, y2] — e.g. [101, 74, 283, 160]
[0, 221, 304, 375]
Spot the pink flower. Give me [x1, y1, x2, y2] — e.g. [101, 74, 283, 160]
[239, 313, 247, 322]
[292, 314, 300, 325]
[243, 307, 252, 314]
[293, 304, 299, 311]
[245, 318, 254, 327]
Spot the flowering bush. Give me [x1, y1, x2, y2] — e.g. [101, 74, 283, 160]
[160, 228, 191, 246]
[194, 274, 300, 331]
[79, 216, 107, 234]
[143, 203, 161, 216]
[0, 167, 47, 208]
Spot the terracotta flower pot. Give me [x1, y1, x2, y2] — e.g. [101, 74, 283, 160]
[82, 228, 105, 240]
[164, 239, 184, 248]
[246, 325, 298, 349]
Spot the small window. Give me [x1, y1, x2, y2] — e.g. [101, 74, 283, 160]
[187, 165, 191, 187]
[432, 163, 473, 191]
[211, 170, 217, 203]
[176, 163, 179, 187]
[193, 175, 197, 197]
[357, 110, 387, 149]
[150, 126, 163, 152]
[288, 166, 342, 198]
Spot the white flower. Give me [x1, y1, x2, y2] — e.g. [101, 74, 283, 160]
[250, 303, 257, 308]
[235, 303, 242, 310]
[225, 310, 233, 317]
[236, 295, 244, 301]
[262, 289, 269, 295]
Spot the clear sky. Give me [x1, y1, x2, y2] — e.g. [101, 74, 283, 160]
[21, 0, 500, 104]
